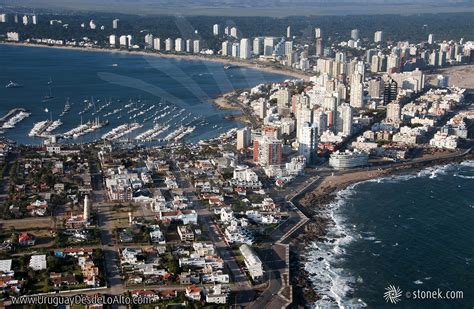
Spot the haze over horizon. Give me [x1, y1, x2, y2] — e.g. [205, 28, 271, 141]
[1, 0, 474, 17]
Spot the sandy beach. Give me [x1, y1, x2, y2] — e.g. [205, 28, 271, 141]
[0, 41, 310, 81]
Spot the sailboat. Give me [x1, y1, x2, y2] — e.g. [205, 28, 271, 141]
[60, 98, 71, 117]
[42, 86, 55, 102]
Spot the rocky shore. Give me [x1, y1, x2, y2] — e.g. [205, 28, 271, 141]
[289, 150, 473, 306]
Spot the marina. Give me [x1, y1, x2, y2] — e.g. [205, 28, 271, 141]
[0, 43, 289, 145]
[0, 108, 31, 129]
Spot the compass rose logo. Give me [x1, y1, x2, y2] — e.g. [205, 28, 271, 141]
[384, 285, 403, 304]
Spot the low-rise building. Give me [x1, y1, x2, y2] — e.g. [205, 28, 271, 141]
[240, 244, 264, 280]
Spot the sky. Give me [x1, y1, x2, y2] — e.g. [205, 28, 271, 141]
[1, 0, 474, 16]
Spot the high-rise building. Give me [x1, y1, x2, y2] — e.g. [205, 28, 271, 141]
[22, 15, 29, 25]
[428, 33, 435, 44]
[275, 89, 291, 108]
[232, 43, 240, 58]
[368, 78, 384, 99]
[193, 40, 201, 53]
[230, 27, 238, 38]
[253, 37, 264, 56]
[383, 78, 398, 105]
[386, 102, 401, 123]
[237, 127, 252, 150]
[339, 103, 353, 136]
[257, 99, 267, 119]
[213, 24, 220, 36]
[298, 122, 318, 164]
[222, 41, 231, 56]
[144, 34, 154, 48]
[264, 37, 277, 56]
[240, 38, 251, 59]
[351, 29, 360, 40]
[165, 38, 174, 51]
[370, 55, 380, 73]
[89, 20, 96, 30]
[296, 101, 313, 140]
[32, 15, 37, 25]
[153, 38, 161, 50]
[175, 38, 183, 52]
[374, 31, 384, 43]
[349, 74, 364, 109]
[315, 27, 322, 39]
[0, 14, 6, 23]
[119, 35, 132, 48]
[287, 26, 291, 38]
[316, 38, 324, 57]
[387, 54, 400, 73]
[253, 136, 283, 166]
[83, 195, 90, 222]
[313, 110, 328, 135]
[14, 14, 18, 23]
[109, 35, 116, 47]
[112, 19, 119, 29]
[185, 39, 192, 53]
[284, 41, 293, 56]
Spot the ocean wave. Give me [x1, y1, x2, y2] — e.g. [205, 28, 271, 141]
[304, 160, 473, 307]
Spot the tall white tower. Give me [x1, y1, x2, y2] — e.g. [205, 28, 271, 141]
[83, 195, 90, 222]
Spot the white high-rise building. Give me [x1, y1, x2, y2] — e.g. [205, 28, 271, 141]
[0, 14, 6, 23]
[253, 37, 264, 56]
[113, 19, 119, 29]
[230, 27, 238, 38]
[213, 24, 220, 36]
[22, 15, 29, 25]
[298, 122, 318, 164]
[119, 35, 132, 48]
[144, 34, 154, 48]
[264, 37, 277, 56]
[83, 195, 90, 222]
[32, 15, 37, 25]
[240, 38, 251, 59]
[287, 26, 291, 38]
[185, 39, 192, 53]
[339, 103, 353, 136]
[428, 33, 435, 44]
[109, 35, 117, 46]
[232, 43, 240, 58]
[153, 38, 161, 50]
[193, 40, 201, 53]
[165, 38, 174, 51]
[175, 38, 183, 52]
[237, 127, 252, 150]
[374, 31, 384, 43]
[351, 29, 360, 40]
[387, 54, 400, 72]
[284, 41, 293, 55]
[350, 73, 364, 108]
[315, 27, 322, 39]
[296, 102, 313, 140]
[222, 41, 231, 56]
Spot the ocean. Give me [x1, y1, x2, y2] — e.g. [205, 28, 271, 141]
[305, 161, 474, 308]
[0, 44, 290, 144]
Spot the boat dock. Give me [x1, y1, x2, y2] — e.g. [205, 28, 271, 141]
[0, 108, 28, 126]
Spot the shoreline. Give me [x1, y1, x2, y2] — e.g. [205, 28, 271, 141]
[290, 151, 474, 305]
[0, 41, 310, 81]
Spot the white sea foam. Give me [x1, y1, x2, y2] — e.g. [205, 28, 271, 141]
[304, 160, 473, 308]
